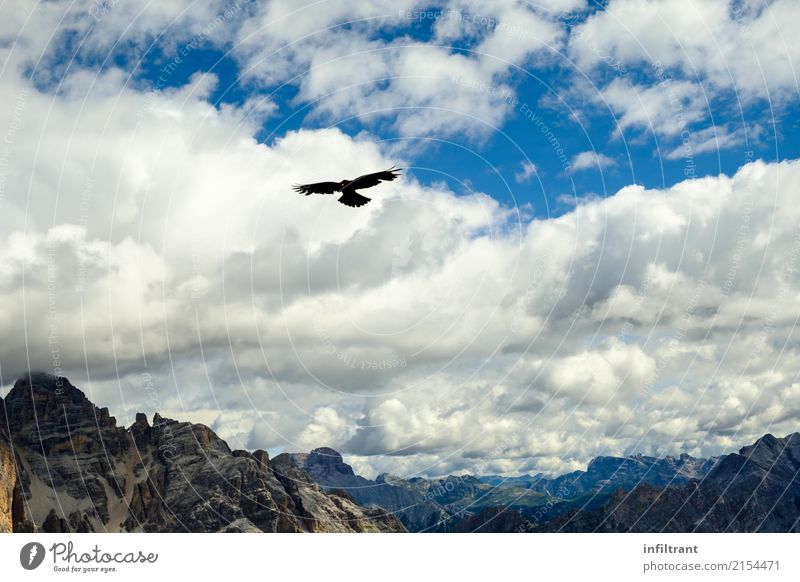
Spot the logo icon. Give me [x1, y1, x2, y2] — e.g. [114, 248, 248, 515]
[20, 542, 46, 570]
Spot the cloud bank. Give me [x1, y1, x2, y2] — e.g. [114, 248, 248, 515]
[1, 0, 799, 478]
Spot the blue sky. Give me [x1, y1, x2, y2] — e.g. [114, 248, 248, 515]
[87, 3, 800, 216]
[3, 0, 800, 478]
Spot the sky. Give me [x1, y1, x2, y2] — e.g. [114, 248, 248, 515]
[1, 0, 800, 478]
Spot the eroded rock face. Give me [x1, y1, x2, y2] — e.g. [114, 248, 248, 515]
[0, 434, 18, 533]
[0, 373, 404, 533]
[289, 447, 454, 532]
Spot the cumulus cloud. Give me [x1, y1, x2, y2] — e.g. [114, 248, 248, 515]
[570, 150, 616, 172]
[3, 54, 800, 476]
[563, 1, 798, 160]
[233, 0, 571, 139]
[2, 0, 800, 480]
[569, 0, 800, 101]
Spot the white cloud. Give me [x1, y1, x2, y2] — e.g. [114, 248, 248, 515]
[563, 1, 796, 160]
[233, 0, 569, 138]
[600, 77, 707, 138]
[2, 0, 800, 480]
[569, 0, 800, 101]
[515, 161, 539, 182]
[4, 59, 800, 476]
[570, 150, 616, 171]
[663, 124, 754, 160]
[0, 1, 242, 76]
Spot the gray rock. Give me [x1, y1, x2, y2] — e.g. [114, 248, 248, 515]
[0, 373, 404, 533]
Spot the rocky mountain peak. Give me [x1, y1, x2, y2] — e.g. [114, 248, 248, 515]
[375, 473, 402, 484]
[304, 447, 355, 479]
[0, 373, 405, 534]
[7, 372, 85, 404]
[3, 372, 117, 438]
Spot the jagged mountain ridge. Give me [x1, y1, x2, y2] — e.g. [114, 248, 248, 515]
[291, 440, 799, 533]
[288, 448, 556, 531]
[481, 453, 719, 495]
[287, 445, 713, 532]
[534, 432, 800, 533]
[0, 373, 404, 533]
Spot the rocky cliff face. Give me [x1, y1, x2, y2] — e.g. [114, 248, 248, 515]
[289, 447, 454, 532]
[537, 433, 800, 532]
[0, 373, 404, 533]
[0, 432, 20, 533]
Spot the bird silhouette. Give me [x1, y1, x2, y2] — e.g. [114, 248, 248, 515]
[292, 167, 401, 207]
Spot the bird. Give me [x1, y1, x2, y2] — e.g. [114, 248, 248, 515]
[292, 167, 401, 207]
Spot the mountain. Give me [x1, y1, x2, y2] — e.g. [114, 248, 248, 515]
[0, 373, 404, 533]
[288, 447, 454, 532]
[452, 506, 529, 533]
[481, 453, 719, 495]
[479, 474, 545, 488]
[291, 447, 721, 532]
[289, 448, 558, 531]
[293, 442, 800, 533]
[535, 432, 800, 532]
[532, 453, 719, 495]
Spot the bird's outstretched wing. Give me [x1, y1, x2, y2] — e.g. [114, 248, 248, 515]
[344, 167, 401, 192]
[338, 191, 372, 207]
[292, 181, 341, 195]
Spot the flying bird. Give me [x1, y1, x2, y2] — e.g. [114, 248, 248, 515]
[292, 167, 401, 207]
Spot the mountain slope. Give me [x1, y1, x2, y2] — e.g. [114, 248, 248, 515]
[0, 373, 404, 533]
[289, 447, 454, 531]
[537, 433, 800, 532]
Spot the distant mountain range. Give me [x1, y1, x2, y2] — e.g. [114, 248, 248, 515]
[2, 373, 798, 532]
[287, 443, 723, 532]
[533, 432, 800, 532]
